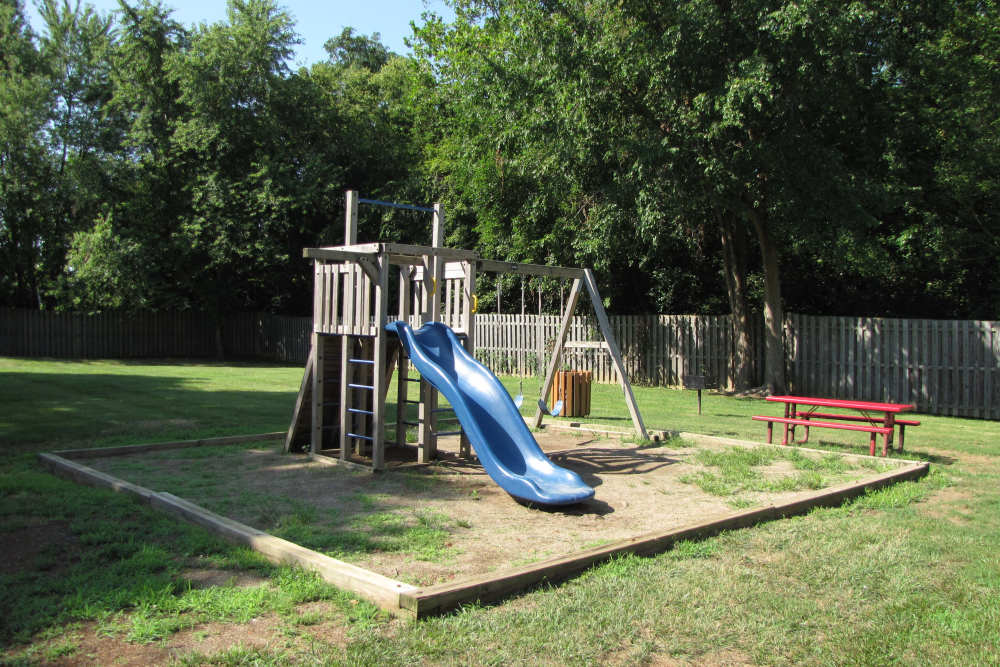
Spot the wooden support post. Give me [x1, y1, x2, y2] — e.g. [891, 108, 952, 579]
[339, 335, 351, 460]
[533, 279, 582, 429]
[284, 346, 313, 453]
[310, 331, 324, 454]
[459, 260, 477, 457]
[345, 190, 358, 244]
[417, 205, 446, 462]
[582, 269, 648, 439]
[372, 256, 389, 470]
[397, 268, 411, 447]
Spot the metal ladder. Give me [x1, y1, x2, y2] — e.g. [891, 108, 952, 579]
[343, 336, 376, 456]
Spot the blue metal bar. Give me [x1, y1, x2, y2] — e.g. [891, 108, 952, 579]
[358, 198, 434, 214]
[347, 432, 374, 441]
[348, 358, 374, 365]
[348, 408, 374, 416]
[348, 383, 374, 391]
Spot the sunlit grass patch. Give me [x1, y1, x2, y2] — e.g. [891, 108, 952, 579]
[679, 445, 884, 498]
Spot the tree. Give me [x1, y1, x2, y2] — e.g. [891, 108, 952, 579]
[417, 0, 909, 392]
[0, 0, 57, 308]
[323, 26, 391, 72]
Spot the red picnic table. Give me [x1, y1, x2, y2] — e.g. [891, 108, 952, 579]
[752, 396, 919, 457]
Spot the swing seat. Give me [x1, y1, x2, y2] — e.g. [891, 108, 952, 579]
[537, 398, 563, 417]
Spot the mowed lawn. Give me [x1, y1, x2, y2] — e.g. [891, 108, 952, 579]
[1, 356, 998, 665]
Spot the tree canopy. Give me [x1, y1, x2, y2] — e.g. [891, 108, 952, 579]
[1, 0, 997, 371]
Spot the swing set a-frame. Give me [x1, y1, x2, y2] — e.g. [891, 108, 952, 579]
[285, 191, 647, 471]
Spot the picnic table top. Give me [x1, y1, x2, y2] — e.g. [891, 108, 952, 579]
[766, 395, 915, 413]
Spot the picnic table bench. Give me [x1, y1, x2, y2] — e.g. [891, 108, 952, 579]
[753, 396, 919, 457]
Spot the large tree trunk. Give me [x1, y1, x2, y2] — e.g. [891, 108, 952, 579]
[720, 215, 754, 391]
[747, 208, 786, 394]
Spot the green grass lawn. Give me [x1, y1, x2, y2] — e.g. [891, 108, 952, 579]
[2, 356, 998, 665]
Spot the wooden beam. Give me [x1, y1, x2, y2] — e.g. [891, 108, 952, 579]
[582, 268, 648, 439]
[533, 279, 583, 428]
[477, 260, 584, 280]
[371, 256, 389, 470]
[399, 461, 929, 617]
[348, 242, 478, 261]
[310, 332, 325, 455]
[303, 247, 379, 266]
[284, 347, 314, 453]
[50, 432, 285, 460]
[460, 260, 477, 458]
[345, 190, 358, 244]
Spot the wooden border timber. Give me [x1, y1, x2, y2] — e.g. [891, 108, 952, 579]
[399, 459, 928, 617]
[37, 444, 418, 615]
[39, 430, 928, 619]
[53, 432, 285, 459]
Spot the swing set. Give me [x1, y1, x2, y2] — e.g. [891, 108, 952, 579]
[285, 190, 647, 472]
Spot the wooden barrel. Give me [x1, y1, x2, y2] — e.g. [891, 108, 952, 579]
[550, 370, 592, 417]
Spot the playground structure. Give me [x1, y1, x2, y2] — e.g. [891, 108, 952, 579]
[284, 191, 648, 484]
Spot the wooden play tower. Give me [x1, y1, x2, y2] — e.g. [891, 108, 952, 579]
[285, 191, 647, 470]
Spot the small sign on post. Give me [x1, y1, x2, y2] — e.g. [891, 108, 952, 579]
[683, 375, 707, 415]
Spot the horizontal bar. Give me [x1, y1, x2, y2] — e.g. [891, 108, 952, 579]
[401, 420, 419, 426]
[432, 407, 454, 414]
[346, 432, 374, 442]
[404, 378, 422, 383]
[348, 408, 374, 416]
[348, 383, 374, 391]
[476, 259, 584, 280]
[404, 400, 421, 405]
[358, 197, 435, 214]
[435, 430, 462, 437]
[349, 358, 375, 365]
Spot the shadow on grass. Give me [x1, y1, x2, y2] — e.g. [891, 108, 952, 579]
[0, 371, 297, 451]
[803, 439, 958, 465]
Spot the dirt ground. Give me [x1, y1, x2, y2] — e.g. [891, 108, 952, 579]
[86, 429, 903, 589]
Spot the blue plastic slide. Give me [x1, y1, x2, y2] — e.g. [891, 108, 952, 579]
[387, 321, 595, 506]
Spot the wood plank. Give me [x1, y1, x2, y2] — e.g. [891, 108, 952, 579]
[582, 269, 647, 438]
[401, 461, 928, 617]
[284, 348, 314, 453]
[150, 492, 415, 611]
[372, 257, 389, 470]
[476, 259, 584, 280]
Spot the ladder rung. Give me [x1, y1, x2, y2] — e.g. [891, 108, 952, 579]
[432, 407, 454, 414]
[348, 408, 374, 416]
[348, 383, 374, 391]
[348, 358, 375, 365]
[403, 399, 421, 405]
[436, 430, 462, 437]
[347, 432, 373, 441]
[403, 378, 422, 383]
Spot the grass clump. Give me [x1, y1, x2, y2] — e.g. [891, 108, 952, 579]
[679, 445, 871, 498]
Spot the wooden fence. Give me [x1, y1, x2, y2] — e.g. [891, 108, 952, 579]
[472, 313, 765, 390]
[786, 314, 1000, 419]
[0, 309, 311, 363]
[3, 309, 998, 418]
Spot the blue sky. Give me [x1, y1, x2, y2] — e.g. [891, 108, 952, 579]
[24, 0, 455, 68]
